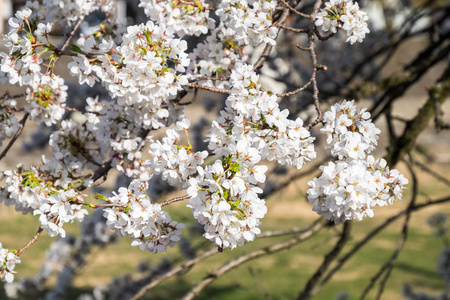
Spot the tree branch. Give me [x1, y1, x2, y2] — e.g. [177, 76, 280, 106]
[181, 219, 326, 300]
[0, 112, 29, 161]
[297, 221, 352, 300]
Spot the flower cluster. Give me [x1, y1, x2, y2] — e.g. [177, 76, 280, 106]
[187, 0, 278, 88]
[46, 97, 151, 178]
[139, 0, 215, 37]
[25, 75, 68, 126]
[34, 190, 88, 237]
[208, 64, 316, 169]
[48, 119, 103, 176]
[68, 21, 189, 107]
[148, 118, 208, 188]
[187, 159, 268, 250]
[0, 97, 20, 147]
[42, 0, 110, 25]
[103, 173, 185, 253]
[0, 163, 91, 239]
[0, 7, 70, 127]
[1, 168, 51, 214]
[0, 244, 21, 283]
[321, 99, 381, 160]
[0, 8, 46, 86]
[216, 0, 278, 46]
[315, 0, 369, 44]
[186, 64, 315, 250]
[307, 100, 408, 223]
[187, 29, 248, 89]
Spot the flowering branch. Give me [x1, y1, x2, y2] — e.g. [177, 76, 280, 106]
[254, 8, 290, 70]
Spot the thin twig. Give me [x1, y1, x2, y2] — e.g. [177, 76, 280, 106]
[161, 195, 190, 207]
[254, 8, 290, 70]
[0, 92, 25, 100]
[278, 0, 311, 18]
[306, 0, 324, 130]
[296, 43, 311, 51]
[259, 217, 323, 238]
[129, 248, 218, 300]
[192, 76, 229, 82]
[181, 219, 325, 300]
[129, 219, 325, 300]
[412, 159, 450, 187]
[374, 160, 418, 300]
[17, 227, 43, 256]
[185, 83, 231, 94]
[313, 27, 336, 41]
[314, 195, 450, 295]
[275, 23, 307, 33]
[61, 17, 85, 52]
[277, 76, 313, 97]
[0, 112, 29, 161]
[359, 160, 417, 299]
[297, 221, 352, 300]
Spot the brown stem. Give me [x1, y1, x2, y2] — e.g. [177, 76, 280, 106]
[275, 23, 307, 33]
[306, 0, 324, 130]
[278, 0, 311, 18]
[0, 112, 29, 161]
[161, 195, 190, 207]
[17, 227, 43, 256]
[359, 160, 417, 299]
[297, 221, 352, 300]
[185, 83, 231, 95]
[129, 248, 218, 300]
[277, 76, 313, 97]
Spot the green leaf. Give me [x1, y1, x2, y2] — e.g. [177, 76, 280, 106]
[70, 44, 85, 55]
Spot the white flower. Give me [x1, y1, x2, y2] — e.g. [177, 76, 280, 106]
[315, 0, 369, 44]
[139, 0, 215, 37]
[103, 174, 185, 253]
[0, 243, 21, 283]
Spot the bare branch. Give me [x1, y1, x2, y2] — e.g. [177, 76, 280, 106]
[0, 112, 29, 161]
[359, 160, 418, 299]
[17, 227, 43, 256]
[185, 83, 231, 95]
[306, 0, 324, 130]
[278, 0, 311, 18]
[297, 221, 352, 300]
[161, 195, 190, 207]
[315, 194, 450, 295]
[129, 248, 219, 300]
[181, 219, 326, 300]
[275, 23, 307, 33]
[258, 217, 324, 238]
[277, 76, 313, 97]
